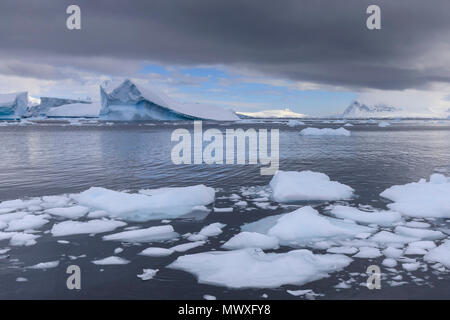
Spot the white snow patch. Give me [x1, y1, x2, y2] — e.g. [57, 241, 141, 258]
[92, 256, 130, 265]
[103, 225, 178, 243]
[51, 219, 127, 236]
[222, 232, 279, 250]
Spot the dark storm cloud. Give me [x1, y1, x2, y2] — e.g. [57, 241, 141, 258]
[0, 0, 450, 90]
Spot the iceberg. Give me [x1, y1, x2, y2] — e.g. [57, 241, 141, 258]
[0, 92, 28, 119]
[300, 127, 351, 136]
[168, 248, 352, 289]
[25, 97, 93, 118]
[100, 79, 239, 121]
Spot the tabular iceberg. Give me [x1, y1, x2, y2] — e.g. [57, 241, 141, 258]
[0, 92, 28, 119]
[100, 79, 239, 121]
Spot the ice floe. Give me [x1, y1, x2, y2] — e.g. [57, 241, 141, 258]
[169, 248, 352, 289]
[92, 256, 130, 265]
[27, 261, 59, 269]
[242, 206, 373, 246]
[380, 174, 450, 218]
[46, 206, 89, 219]
[102, 225, 178, 243]
[139, 247, 174, 257]
[270, 170, 354, 202]
[74, 185, 215, 221]
[137, 268, 158, 280]
[424, 241, 450, 268]
[51, 219, 127, 236]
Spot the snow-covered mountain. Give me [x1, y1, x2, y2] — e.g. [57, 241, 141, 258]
[341, 101, 402, 118]
[237, 108, 305, 119]
[100, 79, 239, 121]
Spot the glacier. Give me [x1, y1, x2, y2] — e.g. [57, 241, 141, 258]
[0, 92, 28, 119]
[100, 79, 239, 121]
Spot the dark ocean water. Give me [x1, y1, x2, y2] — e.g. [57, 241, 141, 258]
[1, 119, 450, 299]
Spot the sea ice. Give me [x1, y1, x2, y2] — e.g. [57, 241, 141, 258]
[424, 241, 450, 268]
[394, 226, 444, 241]
[74, 185, 215, 221]
[171, 241, 205, 252]
[5, 215, 49, 232]
[139, 247, 174, 257]
[102, 225, 178, 243]
[51, 219, 127, 236]
[380, 174, 450, 218]
[137, 268, 158, 280]
[169, 248, 352, 289]
[242, 206, 373, 246]
[270, 170, 354, 202]
[28, 261, 59, 269]
[353, 247, 382, 258]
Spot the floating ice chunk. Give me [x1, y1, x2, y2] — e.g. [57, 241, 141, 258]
[102, 225, 178, 243]
[394, 226, 444, 240]
[5, 215, 49, 232]
[46, 206, 89, 219]
[199, 223, 226, 237]
[300, 127, 351, 136]
[424, 241, 450, 268]
[222, 232, 279, 250]
[235, 201, 248, 207]
[0, 199, 41, 210]
[169, 248, 352, 289]
[41, 195, 70, 208]
[382, 258, 397, 267]
[171, 241, 205, 252]
[286, 289, 323, 299]
[0, 92, 28, 119]
[343, 123, 353, 127]
[0, 248, 10, 254]
[28, 261, 59, 269]
[334, 281, 352, 289]
[214, 207, 233, 213]
[74, 185, 215, 221]
[353, 247, 382, 258]
[404, 247, 428, 255]
[370, 231, 418, 244]
[380, 174, 450, 218]
[0, 212, 28, 223]
[51, 219, 127, 236]
[137, 268, 158, 281]
[92, 256, 130, 265]
[402, 262, 420, 271]
[329, 206, 401, 227]
[270, 171, 354, 202]
[326, 246, 358, 255]
[16, 277, 28, 282]
[203, 294, 217, 300]
[243, 206, 372, 246]
[0, 221, 7, 230]
[114, 247, 123, 254]
[139, 247, 174, 257]
[10, 233, 39, 246]
[0, 208, 15, 214]
[383, 247, 404, 258]
[408, 240, 436, 250]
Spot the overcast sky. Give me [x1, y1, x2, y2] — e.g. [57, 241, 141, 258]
[1, 0, 450, 116]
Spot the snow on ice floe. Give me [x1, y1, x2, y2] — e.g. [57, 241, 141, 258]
[102, 225, 178, 243]
[222, 232, 280, 250]
[169, 248, 352, 289]
[300, 127, 351, 136]
[380, 174, 450, 218]
[270, 170, 354, 202]
[73, 185, 215, 221]
[328, 205, 402, 227]
[51, 219, 127, 236]
[242, 206, 373, 246]
[394, 226, 444, 241]
[0, 232, 40, 246]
